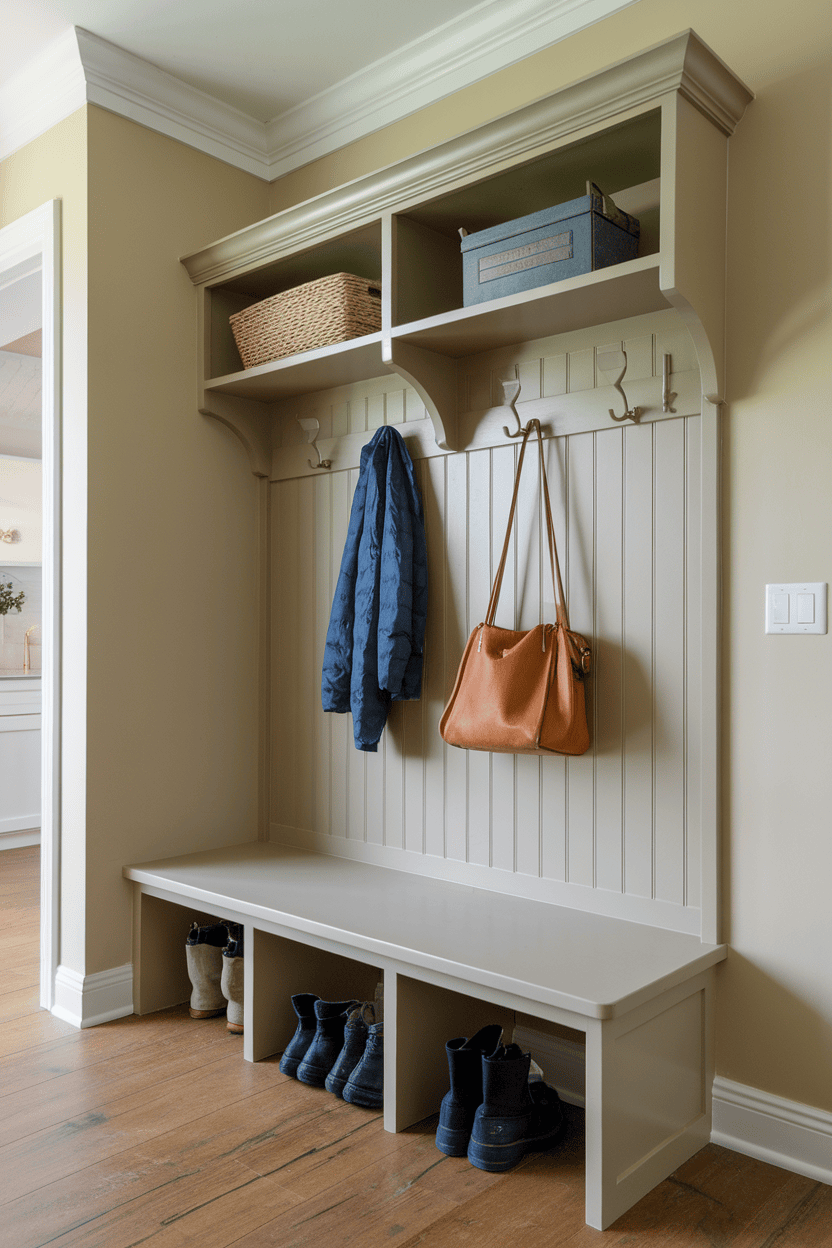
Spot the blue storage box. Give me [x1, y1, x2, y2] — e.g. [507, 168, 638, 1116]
[460, 182, 639, 306]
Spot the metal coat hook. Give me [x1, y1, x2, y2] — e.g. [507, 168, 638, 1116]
[500, 367, 524, 438]
[598, 348, 641, 424]
[662, 353, 677, 414]
[297, 417, 332, 469]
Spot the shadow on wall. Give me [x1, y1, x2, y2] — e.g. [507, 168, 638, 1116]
[716, 950, 832, 1111]
[728, 62, 831, 399]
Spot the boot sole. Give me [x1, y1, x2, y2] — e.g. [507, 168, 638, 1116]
[467, 1114, 565, 1172]
[435, 1124, 471, 1156]
[342, 1085, 383, 1109]
[189, 1007, 225, 1018]
[296, 1066, 331, 1086]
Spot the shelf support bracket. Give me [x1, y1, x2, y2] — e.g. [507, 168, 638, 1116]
[200, 395, 272, 478]
[383, 338, 458, 452]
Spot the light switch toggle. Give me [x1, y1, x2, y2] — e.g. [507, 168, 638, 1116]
[797, 594, 814, 624]
[766, 583, 827, 634]
[771, 593, 789, 624]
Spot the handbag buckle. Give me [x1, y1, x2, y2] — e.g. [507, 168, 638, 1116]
[570, 646, 592, 679]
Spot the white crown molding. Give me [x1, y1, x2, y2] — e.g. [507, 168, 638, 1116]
[264, 0, 638, 179]
[75, 29, 271, 178]
[712, 1076, 832, 1186]
[52, 962, 134, 1029]
[0, 29, 86, 165]
[1, 1, 636, 178]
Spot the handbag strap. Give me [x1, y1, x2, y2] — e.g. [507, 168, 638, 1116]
[485, 421, 577, 655]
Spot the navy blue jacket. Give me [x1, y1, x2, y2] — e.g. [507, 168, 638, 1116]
[321, 426, 428, 751]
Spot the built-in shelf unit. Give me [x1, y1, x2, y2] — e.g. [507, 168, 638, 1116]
[129, 28, 755, 1231]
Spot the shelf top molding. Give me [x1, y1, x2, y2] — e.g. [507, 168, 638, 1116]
[181, 30, 753, 289]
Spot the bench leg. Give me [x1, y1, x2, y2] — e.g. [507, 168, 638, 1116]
[584, 970, 715, 1230]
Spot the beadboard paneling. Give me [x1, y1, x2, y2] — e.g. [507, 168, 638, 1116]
[271, 415, 704, 933]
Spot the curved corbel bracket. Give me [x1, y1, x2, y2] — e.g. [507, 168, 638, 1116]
[200, 394, 272, 478]
[382, 338, 458, 451]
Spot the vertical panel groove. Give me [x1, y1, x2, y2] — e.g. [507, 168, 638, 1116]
[443, 459, 448, 861]
[564, 435, 570, 883]
[592, 430, 598, 890]
[621, 430, 627, 893]
[683, 418, 690, 906]
[651, 422, 657, 901]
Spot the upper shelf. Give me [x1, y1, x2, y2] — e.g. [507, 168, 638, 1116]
[392, 255, 664, 358]
[202, 255, 665, 405]
[205, 333, 387, 401]
[183, 30, 752, 459]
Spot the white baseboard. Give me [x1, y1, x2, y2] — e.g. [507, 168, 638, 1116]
[0, 826, 40, 849]
[712, 1076, 832, 1186]
[52, 963, 134, 1029]
[512, 1024, 585, 1107]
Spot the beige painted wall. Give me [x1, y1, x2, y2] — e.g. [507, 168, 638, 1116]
[85, 107, 270, 973]
[266, 0, 832, 1113]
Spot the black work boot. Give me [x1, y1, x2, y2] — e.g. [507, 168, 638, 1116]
[343, 1021, 384, 1108]
[297, 999, 358, 1086]
[467, 1043, 564, 1172]
[326, 1002, 375, 1098]
[435, 1024, 503, 1156]
[279, 993, 319, 1077]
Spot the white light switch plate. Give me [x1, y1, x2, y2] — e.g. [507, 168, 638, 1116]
[765, 583, 827, 634]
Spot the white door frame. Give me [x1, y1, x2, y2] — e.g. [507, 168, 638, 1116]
[0, 200, 61, 1009]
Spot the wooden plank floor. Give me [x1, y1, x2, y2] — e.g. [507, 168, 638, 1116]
[2, 846, 830, 1247]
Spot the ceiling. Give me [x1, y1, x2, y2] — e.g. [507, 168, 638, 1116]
[1, 0, 498, 123]
[0, 1, 633, 178]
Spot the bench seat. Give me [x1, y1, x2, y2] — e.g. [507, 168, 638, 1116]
[124, 841, 726, 1229]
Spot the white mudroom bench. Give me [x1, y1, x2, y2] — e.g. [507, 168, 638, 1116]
[124, 840, 725, 1230]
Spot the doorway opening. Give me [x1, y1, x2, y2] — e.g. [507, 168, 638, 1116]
[0, 202, 60, 1010]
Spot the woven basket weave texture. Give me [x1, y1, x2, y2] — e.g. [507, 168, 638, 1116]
[230, 272, 381, 369]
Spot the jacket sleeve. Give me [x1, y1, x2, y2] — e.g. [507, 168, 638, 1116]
[377, 434, 427, 700]
[320, 467, 368, 713]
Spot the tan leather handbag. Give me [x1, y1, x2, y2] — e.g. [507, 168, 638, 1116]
[439, 420, 591, 756]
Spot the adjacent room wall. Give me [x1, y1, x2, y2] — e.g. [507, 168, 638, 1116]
[265, 0, 832, 1115]
[0, 107, 90, 970]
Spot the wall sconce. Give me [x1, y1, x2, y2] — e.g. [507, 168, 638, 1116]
[0, 528, 21, 544]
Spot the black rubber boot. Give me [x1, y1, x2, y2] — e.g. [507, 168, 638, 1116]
[297, 999, 358, 1086]
[435, 1024, 503, 1156]
[343, 1021, 384, 1109]
[326, 1002, 375, 1097]
[279, 993, 319, 1077]
[467, 1043, 564, 1172]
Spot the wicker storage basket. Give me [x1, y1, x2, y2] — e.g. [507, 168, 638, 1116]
[229, 272, 382, 369]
